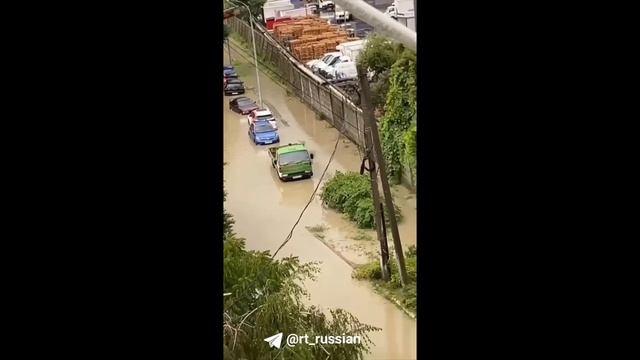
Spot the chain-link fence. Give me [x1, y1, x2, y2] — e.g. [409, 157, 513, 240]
[226, 17, 414, 190]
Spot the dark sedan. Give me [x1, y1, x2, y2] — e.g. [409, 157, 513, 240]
[224, 78, 243, 86]
[224, 66, 238, 79]
[229, 96, 259, 114]
[224, 82, 245, 96]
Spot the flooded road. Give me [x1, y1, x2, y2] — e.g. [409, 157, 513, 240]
[223, 44, 417, 359]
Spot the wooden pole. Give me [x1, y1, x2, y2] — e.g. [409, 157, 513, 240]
[356, 64, 409, 286]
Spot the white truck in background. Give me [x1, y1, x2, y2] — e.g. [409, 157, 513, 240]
[334, 5, 352, 22]
[337, 39, 366, 62]
[385, 0, 415, 31]
[262, 0, 305, 21]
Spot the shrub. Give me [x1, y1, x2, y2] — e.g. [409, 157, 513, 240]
[351, 247, 418, 314]
[353, 261, 382, 280]
[320, 171, 402, 229]
[389, 251, 417, 288]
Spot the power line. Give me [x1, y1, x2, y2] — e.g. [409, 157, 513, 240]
[271, 123, 346, 259]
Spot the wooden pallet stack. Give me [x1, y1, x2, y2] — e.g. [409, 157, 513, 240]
[271, 17, 361, 62]
[294, 45, 315, 62]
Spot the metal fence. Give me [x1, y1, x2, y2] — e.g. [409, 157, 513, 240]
[227, 17, 415, 190]
[227, 17, 366, 150]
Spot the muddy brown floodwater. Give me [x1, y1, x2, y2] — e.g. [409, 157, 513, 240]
[223, 46, 417, 359]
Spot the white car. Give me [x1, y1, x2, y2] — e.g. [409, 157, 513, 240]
[311, 52, 341, 73]
[319, 55, 350, 78]
[306, 53, 332, 69]
[327, 61, 356, 79]
[319, 1, 335, 11]
[247, 109, 277, 129]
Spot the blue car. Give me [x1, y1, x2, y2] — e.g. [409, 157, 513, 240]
[249, 120, 279, 145]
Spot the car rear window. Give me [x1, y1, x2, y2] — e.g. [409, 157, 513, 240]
[255, 124, 275, 133]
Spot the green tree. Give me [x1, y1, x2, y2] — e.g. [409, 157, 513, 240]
[223, 186, 235, 238]
[225, 0, 266, 22]
[357, 35, 402, 82]
[223, 186, 380, 359]
[223, 24, 230, 41]
[404, 121, 417, 180]
[380, 49, 417, 183]
[369, 69, 391, 112]
[223, 238, 380, 359]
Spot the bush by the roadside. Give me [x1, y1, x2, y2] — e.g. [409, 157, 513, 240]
[352, 246, 417, 314]
[352, 261, 382, 280]
[320, 171, 401, 229]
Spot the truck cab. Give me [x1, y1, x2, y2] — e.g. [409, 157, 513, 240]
[268, 143, 314, 181]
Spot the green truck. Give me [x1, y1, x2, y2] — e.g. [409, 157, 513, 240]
[268, 143, 314, 181]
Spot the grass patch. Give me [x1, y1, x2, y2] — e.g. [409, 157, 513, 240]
[352, 245, 417, 314]
[320, 171, 402, 229]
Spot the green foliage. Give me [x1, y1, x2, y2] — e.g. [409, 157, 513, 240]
[357, 35, 403, 82]
[351, 247, 418, 313]
[370, 69, 391, 111]
[320, 171, 402, 229]
[380, 49, 417, 183]
[353, 261, 382, 280]
[403, 122, 417, 176]
[223, 24, 230, 40]
[223, 185, 235, 238]
[390, 250, 417, 288]
[227, 0, 266, 22]
[224, 235, 381, 359]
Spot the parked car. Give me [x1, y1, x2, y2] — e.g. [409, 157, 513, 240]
[319, 1, 335, 11]
[306, 53, 331, 69]
[248, 120, 280, 145]
[319, 55, 351, 78]
[224, 77, 243, 86]
[312, 52, 341, 73]
[333, 62, 359, 80]
[268, 143, 314, 181]
[317, 53, 351, 76]
[224, 66, 238, 78]
[224, 81, 245, 96]
[247, 109, 277, 128]
[229, 96, 259, 114]
[325, 61, 356, 80]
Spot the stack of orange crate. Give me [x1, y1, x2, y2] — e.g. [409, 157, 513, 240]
[273, 18, 360, 61]
[314, 41, 330, 59]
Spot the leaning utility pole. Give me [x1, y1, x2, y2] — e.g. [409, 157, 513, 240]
[332, 0, 416, 52]
[361, 126, 390, 281]
[357, 64, 409, 286]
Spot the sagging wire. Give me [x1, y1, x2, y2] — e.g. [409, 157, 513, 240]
[271, 123, 347, 259]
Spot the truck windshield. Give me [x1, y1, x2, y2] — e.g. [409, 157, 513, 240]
[279, 150, 310, 165]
